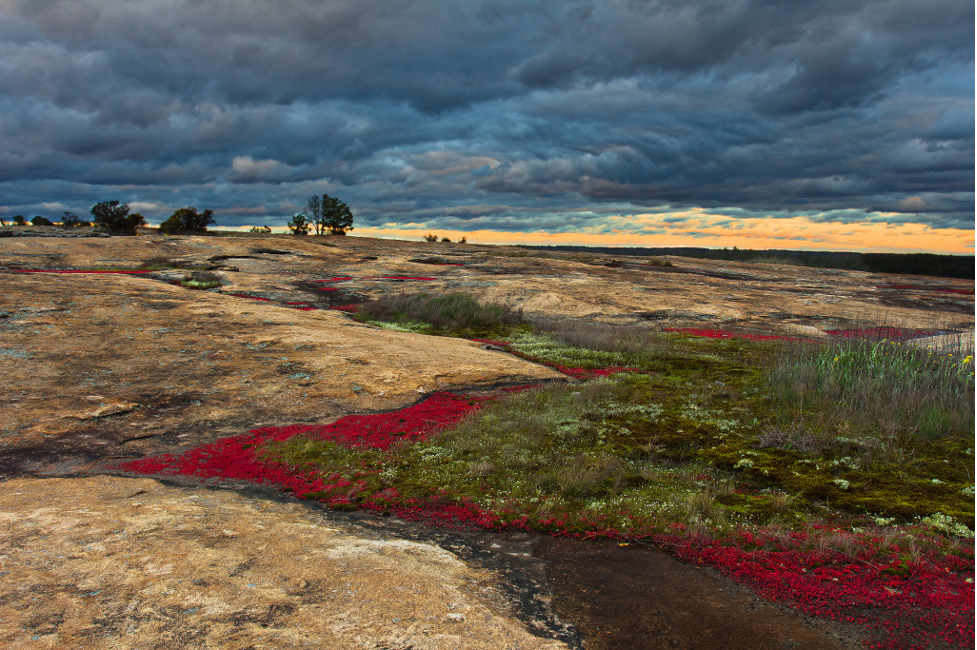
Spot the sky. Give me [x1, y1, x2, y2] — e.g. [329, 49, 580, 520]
[1, 0, 974, 254]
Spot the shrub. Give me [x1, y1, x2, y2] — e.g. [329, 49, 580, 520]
[250, 225, 272, 234]
[158, 207, 215, 235]
[643, 258, 674, 267]
[31, 215, 53, 226]
[61, 212, 80, 228]
[12, 215, 26, 226]
[288, 213, 310, 235]
[91, 201, 145, 235]
[423, 233, 438, 242]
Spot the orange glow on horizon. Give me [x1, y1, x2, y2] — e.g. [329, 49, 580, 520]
[219, 213, 974, 255]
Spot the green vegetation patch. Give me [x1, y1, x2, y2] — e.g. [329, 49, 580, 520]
[508, 321, 743, 374]
[262, 326, 975, 535]
[354, 291, 524, 338]
[179, 271, 223, 290]
[122, 310, 975, 648]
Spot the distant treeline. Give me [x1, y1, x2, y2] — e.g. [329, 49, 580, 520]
[522, 246, 975, 280]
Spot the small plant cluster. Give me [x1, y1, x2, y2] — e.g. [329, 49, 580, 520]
[642, 258, 674, 267]
[179, 271, 222, 290]
[420, 233, 468, 243]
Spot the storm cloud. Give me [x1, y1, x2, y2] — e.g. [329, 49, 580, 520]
[0, 0, 972, 237]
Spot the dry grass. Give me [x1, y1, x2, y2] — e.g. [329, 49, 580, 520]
[355, 292, 524, 335]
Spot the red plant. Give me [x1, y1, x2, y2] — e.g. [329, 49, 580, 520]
[554, 365, 642, 379]
[114, 391, 490, 475]
[470, 338, 510, 347]
[662, 530, 974, 649]
[329, 304, 362, 312]
[664, 328, 808, 342]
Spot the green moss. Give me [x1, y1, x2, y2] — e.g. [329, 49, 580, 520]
[180, 278, 222, 290]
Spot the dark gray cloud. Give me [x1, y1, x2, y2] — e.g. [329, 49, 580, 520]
[0, 0, 972, 239]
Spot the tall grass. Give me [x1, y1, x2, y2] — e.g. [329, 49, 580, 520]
[764, 338, 975, 462]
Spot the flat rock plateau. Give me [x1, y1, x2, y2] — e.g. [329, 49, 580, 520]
[1, 229, 973, 649]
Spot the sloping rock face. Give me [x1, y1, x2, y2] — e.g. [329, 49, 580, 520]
[0, 475, 566, 649]
[0, 266, 562, 474]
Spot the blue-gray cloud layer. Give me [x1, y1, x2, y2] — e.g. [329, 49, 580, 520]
[1, 0, 973, 233]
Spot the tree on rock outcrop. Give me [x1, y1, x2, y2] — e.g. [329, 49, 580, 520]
[158, 207, 216, 235]
[304, 193, 354, 235]
[288, 213, 310, 235]
[91, 201, 145, 235]
[323, 195, 354, 235]
[305, 195, 324, 235]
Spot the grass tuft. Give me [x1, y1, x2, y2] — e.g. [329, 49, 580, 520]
[354, 292, 524, 337]
[180, 271, 223, 290]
